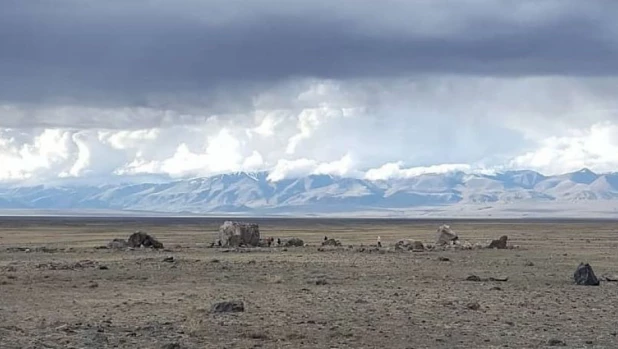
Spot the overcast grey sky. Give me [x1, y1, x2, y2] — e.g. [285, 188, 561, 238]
[1, 0, 618, 182]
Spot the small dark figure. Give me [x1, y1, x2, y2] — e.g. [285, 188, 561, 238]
[267, 237, 273, 247]
[217, 240, 222, 247]
[277, 238, 281, 246]
[377, 241, 382, 248]
[324, 236, 328, 241]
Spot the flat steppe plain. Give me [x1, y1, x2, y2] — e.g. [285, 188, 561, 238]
[1, 217, 618, 349]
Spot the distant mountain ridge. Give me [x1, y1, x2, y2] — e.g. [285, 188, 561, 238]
[1, 168, 618, 217]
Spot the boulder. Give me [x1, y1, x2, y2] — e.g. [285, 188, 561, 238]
[488, 235, 508, 249]
[322, 238, 342, 247]
[218, 221, 260, 247]
[107, 238, 128, 249]
[436, 225, 458, 246]
[461, 241, 473, 250]
[394, 240, 409, 250]
[284, 237, 305, 247]
[411, 241, 425, 251]
[574, 263, 600, 286]
[127, 231, 163, 249]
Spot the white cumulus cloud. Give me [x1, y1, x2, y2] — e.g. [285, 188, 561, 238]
[1, 77, 618, 183]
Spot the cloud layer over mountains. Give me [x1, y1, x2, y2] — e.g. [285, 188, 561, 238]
[1, 1, 618, 184]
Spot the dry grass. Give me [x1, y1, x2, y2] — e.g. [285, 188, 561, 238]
[1, 218, 618, 348]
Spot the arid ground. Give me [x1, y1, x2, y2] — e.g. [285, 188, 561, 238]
[1, 217, 618, 349]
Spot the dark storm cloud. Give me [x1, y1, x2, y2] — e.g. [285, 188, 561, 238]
[0, 0, 617, 105]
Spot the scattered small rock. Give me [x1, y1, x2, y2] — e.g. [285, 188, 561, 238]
[88, 281, 99, 288]
[37, 260, 98, 271]
[466, 275, 482, 282]
[438, 257, 450, 262]
[98, 265, 109, 270]
[315, 279, 329, 286]
[465, 275, 508, 282]
[489, 276, 509, 282]
[211, 300, 245, 313]
[547, 338, 566, 346]
[525, 261, 535, 267]
[466, 302, 480, 311]
[574, 263, 600, 286]
[162, 256, 175, 263]
[244, 331, 270, 340]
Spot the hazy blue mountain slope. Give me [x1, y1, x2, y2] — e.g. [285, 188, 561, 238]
[1, 169, 618, 215]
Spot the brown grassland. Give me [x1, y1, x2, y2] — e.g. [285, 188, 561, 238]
[1, 217, 618, 349]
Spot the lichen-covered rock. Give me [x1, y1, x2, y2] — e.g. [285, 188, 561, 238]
[218, 221, 260, 247]
[436, 225, 458, 246]
[574, 263, 600, 286]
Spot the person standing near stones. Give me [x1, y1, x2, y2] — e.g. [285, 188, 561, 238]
[377, 236, 382, 248]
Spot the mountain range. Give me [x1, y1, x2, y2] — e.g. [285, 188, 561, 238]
[1, 168, 618, 217]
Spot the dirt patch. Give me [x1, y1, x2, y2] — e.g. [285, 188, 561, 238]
[3, 218, 618, 349]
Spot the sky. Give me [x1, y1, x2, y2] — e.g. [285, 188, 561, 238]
[1, 0, 618, 183]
